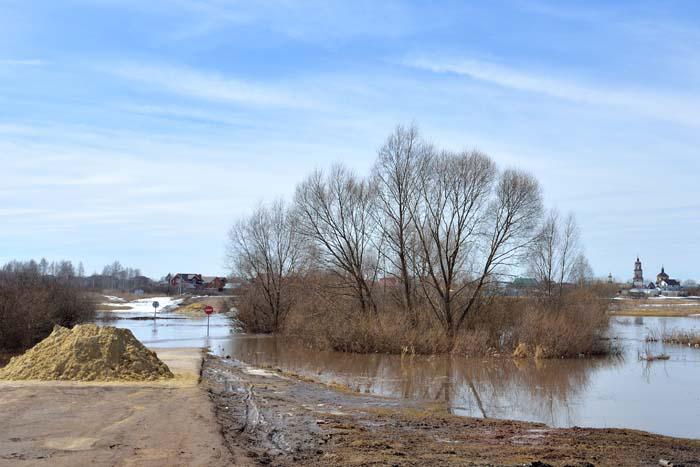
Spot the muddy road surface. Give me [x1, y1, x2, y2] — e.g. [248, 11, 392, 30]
[203, 355, 700, 466]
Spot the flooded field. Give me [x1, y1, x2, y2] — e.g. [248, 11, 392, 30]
[96, 310, 700, 439]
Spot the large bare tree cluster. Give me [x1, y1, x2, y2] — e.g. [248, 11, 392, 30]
[228, 125, 554, 341]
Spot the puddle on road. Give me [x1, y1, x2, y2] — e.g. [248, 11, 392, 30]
[96, 311, 700, 439]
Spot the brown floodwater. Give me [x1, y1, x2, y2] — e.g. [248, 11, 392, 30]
[98, 311, 700, 439]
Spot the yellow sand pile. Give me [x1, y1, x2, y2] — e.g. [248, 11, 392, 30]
[0, 324, 173, 381]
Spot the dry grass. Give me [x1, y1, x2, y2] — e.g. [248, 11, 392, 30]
[96, 304, 133, 311]
[638, 349, 670, 361]
[278, 286, 613, 359]
[648, 329, 700, 347]
[614, 307, 700, 317]
[514, 295, 611, 358]
[175, 296, 231, 315]
[611, 298, 700, 317]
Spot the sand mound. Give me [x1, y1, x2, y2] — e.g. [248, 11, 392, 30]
[0, 324, 173, 381]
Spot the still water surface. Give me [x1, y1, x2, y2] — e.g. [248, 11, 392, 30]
[96, 312, 700, 438]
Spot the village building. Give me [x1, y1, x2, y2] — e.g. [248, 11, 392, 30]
[632, 257, 644, 288]
[169, 273, 228, 293]
[656, 267, 682, 291]
[202, 276, 227, 291]
[626, 258, 686, 297]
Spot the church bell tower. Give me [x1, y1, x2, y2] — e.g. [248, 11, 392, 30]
[633, 257, 644, 288]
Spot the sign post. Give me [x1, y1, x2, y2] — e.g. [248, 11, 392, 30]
[204, 305, 214, 336]
[152, 300, 160, 319]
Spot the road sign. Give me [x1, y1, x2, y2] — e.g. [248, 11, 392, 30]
[204, 305, 214, 336]
[152, 301, 159, 319]
[152, 301, 160, 309]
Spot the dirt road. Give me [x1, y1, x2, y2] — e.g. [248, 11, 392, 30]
[0, 348, 244, 466]
[203, 355, 700, 467]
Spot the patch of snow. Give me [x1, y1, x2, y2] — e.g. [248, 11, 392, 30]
[102, 295, 126, 302]
[99, 296, 182, 313]
[243, 367, 281, 378]
[637, 303, 700, 308]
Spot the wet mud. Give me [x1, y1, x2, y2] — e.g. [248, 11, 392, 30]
[203, 354, 700, 466]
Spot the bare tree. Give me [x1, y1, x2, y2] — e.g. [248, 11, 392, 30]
[455, 168, 543, 335]
[411, 151, 542, 341]
[39, 258, 48, 275]
[529, 209, 582, 298]
[227, 200, 304, 331]
[410, 149, 495, 338]
[569, 253, 594, 286]
[294, 165, 380, 315]
[372, 124, 427, 318]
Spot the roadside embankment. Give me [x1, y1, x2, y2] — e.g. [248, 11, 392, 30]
[202, 354, 700, 466]
[173, 296, 232, 316]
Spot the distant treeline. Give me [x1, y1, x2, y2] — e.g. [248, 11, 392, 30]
[1, 259, 164, 293]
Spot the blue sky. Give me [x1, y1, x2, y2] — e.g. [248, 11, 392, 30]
[1, 0, 699, 281]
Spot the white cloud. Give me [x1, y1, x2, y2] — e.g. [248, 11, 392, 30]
[404, 56, 700, 128]
[0, 59, 45, 66]
[109, 63, 316, 109]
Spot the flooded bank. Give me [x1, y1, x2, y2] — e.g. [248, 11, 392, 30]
[96, 310, 700, 439]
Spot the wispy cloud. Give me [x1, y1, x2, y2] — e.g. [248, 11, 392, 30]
[0, 59, 45, 66]
[404, 56, 700, 128]
[108, 63, 316, 109]
[115, 103, 251, 127]
[104, 0, 420, 42]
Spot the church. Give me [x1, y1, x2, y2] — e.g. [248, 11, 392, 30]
[630, 257, 684, 295]
[655, 267, 682, 291]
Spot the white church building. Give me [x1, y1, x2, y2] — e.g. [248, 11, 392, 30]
[629, 257, 685, 297]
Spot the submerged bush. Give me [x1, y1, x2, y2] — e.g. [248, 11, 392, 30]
[513, 288, 611, 357]
[278, 282, 612, 359]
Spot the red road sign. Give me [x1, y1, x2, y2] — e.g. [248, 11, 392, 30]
[204, 305, 214, 315]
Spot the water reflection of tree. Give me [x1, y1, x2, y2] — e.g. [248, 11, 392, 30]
[226, 336, 623, 427]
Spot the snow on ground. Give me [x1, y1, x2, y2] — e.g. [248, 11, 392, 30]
[102, 295, 126, 303]
[99, 296, 183, 313]
[241, 365, 286, 378]
[637, 303, 700, 307]
[649, 295, 698, 300]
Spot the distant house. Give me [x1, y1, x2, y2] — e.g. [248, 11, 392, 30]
[202, 276, 227, 291]
[170, 273, 203, 293]
[170, 273, 228, 293]
[502, 277, 538, 296]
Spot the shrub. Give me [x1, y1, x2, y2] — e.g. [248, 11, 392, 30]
[280, 282, 612, 358]
[512, 287, 611, 357]
[0, 269, 95, 354]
